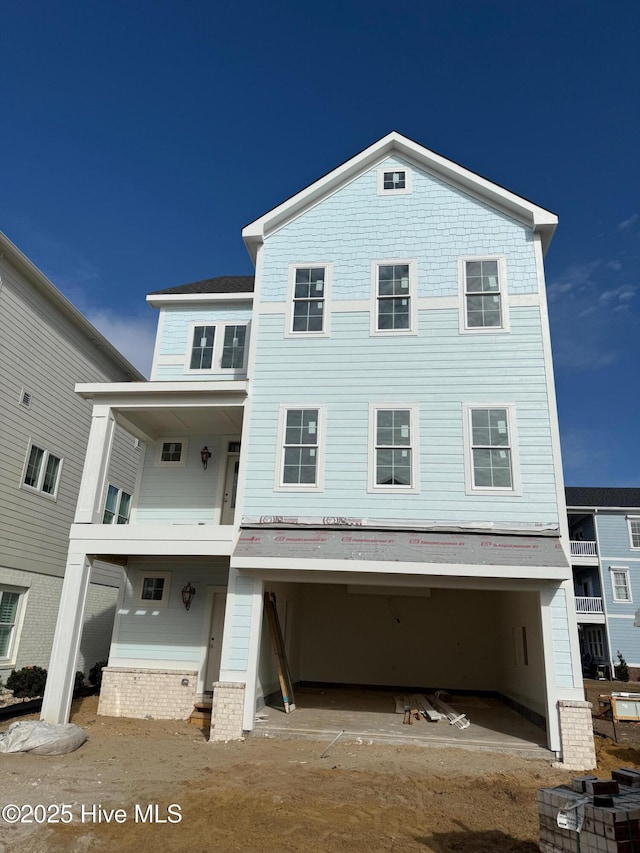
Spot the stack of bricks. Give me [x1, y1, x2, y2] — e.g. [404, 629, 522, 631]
[538, 770, 640, 852]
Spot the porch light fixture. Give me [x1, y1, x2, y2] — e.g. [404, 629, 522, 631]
[200, 446, 212, 470]
[181, 582, 196, 611]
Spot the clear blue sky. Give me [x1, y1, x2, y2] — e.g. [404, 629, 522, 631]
[2, 1, 638, 487]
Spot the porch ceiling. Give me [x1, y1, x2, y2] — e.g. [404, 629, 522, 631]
[115, 404, 243, 439]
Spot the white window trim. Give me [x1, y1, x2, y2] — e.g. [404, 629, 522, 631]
[20, 440, 63, 501]
[376, 166, 412, 195]
[370, 259, 417, 336]
[285, 263, 333, 338]
[136, 571, 172, 608]
[462, 403, 521, 496]
[184, 322, 249, 374]
[627, 516, 640, 550]
[103, 484, 132, 525]
[610, 567, 632, 603]
[458, 255, 510, 334]
[367, 404, 420, 494]
[274, 405, 326, 492]
[0, 585, 27, 665]
[156, 438, 189, 467]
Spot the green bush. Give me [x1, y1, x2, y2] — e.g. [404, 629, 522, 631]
[89, 660, 108, 690]
[615, 651, 630, 682]
[6, 666, 47, 699]
[74, 671, 86, 696]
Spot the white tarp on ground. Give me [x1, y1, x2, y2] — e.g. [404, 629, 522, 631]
[0, 721, 87, 754]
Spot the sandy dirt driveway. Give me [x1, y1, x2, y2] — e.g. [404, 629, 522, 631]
[1, 696, 639, 853]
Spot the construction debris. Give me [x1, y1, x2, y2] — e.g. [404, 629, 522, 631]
[538, 770, 640, 852]
[427, 692, 470, 729]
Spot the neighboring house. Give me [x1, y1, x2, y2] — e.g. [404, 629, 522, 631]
[0, 231, 143, 684]
[567, 487, 640, 679]
[42, 133, 594, 769]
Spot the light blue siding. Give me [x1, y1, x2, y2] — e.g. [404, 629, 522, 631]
[550, 588, 574, 687]
[224, 575, 258, 671]
[260, 155, 539, 303]
[596, 513, 640, 619]
[597, 512, 639, 561]
[243, 307, 558, 524]
[136, 435, 227, 523]
[154, 304, 252, 381]
[112, 557, 228, 663]
[606, 617, 640, 666]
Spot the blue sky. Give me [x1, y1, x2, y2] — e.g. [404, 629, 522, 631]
[2, 1, 638, 487]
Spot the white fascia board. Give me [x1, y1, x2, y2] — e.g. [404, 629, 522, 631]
[146, 292, 254, 307]
[242, 131, 558, 260]
[231, 556, 572, 581]
[567, 505, 640, 512]
[75, 380, 248, 398]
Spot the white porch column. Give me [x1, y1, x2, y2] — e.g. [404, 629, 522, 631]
[74, 404, 115, 523]
[41, 550, 93, 724]
[213, 567, 265, 738]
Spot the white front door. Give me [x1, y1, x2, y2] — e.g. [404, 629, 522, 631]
[221, 453, 240, 525]
[205, 591, 227, 691]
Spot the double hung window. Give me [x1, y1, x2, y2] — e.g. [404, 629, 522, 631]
[22, 443, 62, 499]
[465, 406, 518, 493]
[103, 484, 132, 524]
[187, 324, 248, 372]
[278, 408, 322, 488]
[628, 517, 640, 549]
[287, 265, 331, 337]
[611, 569, 631, 602]
[369, 406, 418, 492]
[0, 589, 21, 660]
[460, 257, 508, 332]
[373, 261, 415, 334]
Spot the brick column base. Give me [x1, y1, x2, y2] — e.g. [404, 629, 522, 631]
[210, 682, 246, 742]
[553, 699, 597, 770]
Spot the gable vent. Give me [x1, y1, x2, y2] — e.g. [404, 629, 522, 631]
[19, 389, 32, 409]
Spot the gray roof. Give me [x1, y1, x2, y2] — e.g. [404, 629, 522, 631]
[149, 275, 254, 296]
[565, 487, 640, 508]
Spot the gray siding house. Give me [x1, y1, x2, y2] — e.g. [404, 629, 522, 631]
[0, 231, 143, 683]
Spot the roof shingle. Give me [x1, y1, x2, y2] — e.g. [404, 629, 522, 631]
[149, 275, 254, 296]
[565, 487, 640, 508]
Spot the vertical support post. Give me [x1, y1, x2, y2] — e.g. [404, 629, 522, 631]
[41, 550, 93, 724]
[74, 405, 115, 523]
[539, 586, 562, 754]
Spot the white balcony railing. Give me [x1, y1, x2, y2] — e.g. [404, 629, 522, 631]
[570, 540, 598, 557]
[575, 596, 604, 614]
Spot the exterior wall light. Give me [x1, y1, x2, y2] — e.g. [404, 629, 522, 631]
[181, 582, 196, 611]
[200, 446, 212, 469]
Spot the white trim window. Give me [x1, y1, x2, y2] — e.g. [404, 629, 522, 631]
[459, 256, 509, 333]
[157, 439, 188, 467]
[21, 442, 63, 499]
[287, 264, 332, 336]
[186, 323, 249, 372]
[277, 407, 323, 489]
[377, 166, 412, 195]
[372, 260, 416, 334]
[584, 626, 605, 659]
[628, 516, 640, 550]
[369, 405, 419, 492]
[464, 405, 519, 493]
[0, 589, 22, 660]
[103, 484, 132, 524]
[611, 568, 632, 602]
[137, 571, 171, 607]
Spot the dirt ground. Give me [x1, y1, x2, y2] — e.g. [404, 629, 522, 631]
[1, 691, 640, 853]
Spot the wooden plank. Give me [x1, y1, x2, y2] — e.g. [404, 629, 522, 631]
[264, 591, 296, 713]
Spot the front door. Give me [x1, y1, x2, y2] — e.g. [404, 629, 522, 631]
[221, 453, 240, 525]
[205, 590, 227, 692]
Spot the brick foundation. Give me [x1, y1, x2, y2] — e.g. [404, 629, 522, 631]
[554, 699, 597, 770]
[98, 667, 198, 720]
[210, 681, 245, 741]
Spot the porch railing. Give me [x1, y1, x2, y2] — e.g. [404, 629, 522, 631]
[570, 540, 598, 557]
[575, 596, 604, 614]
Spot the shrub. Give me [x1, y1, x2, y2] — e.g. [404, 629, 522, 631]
[615, 651, 630, 682]
[6, 666, 47, 699]
[74, 671, 86, 696]
[89, 660, 108, 690]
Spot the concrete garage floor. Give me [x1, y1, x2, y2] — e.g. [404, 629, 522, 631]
[253, 686, 553, 759]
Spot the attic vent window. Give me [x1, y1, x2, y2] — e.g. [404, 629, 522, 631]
[19, 389, 32, 409]
[377, 166, 412, 195]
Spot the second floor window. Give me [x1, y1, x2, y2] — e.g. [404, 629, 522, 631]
[103, 484, 131, 524]
[282, 408, 319, 486]
[628, 517, 640, 549]
[22, 443, 62, 499]
[221, 325, 247, 368]
[463, 258, 505, 330]
[187, 323, 248, 372]
[611, 569, 631, 602]
[469, 407, 513, 489]
[374, 409, 413, 487]
[292, 267, 326, 333]
[375, 263, 413, 332]
[190, 326, 215, 369]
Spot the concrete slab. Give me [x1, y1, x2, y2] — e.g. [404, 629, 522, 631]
[252, 687, 553, 760]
